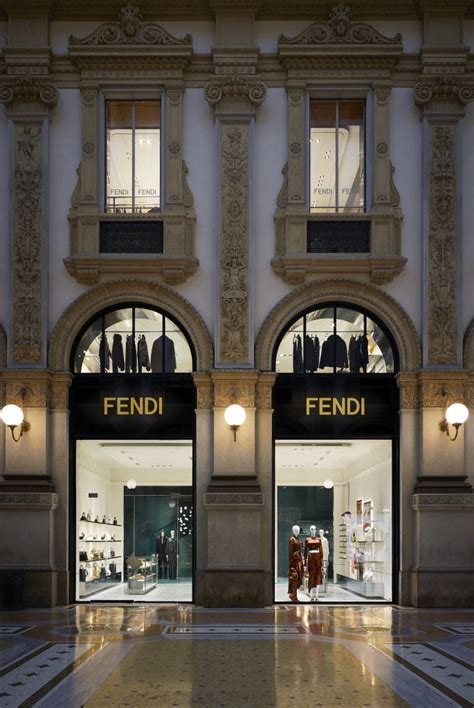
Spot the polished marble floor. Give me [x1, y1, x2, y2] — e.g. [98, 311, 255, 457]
[0, 604, 472, 707]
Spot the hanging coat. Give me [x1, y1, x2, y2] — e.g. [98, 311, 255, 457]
[151, 335, 177, 373]
[112, 333, 125, 373]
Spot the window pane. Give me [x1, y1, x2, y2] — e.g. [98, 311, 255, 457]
[104, 308, 133, 374]
[366, 318, 394, 374]
[135, 308, 163, 374]
[310, 101, 337, 212]
[164, 317, 192, 373]
[106, 102, 133, 213]
[275, 317, 304, 373]
[338, 101, 364, 212]
[134, 101, 160, 213]
[74, 318, 102, 374]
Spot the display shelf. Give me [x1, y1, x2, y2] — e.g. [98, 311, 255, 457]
[80, 556, 122, 564]
[80, 577, 122, 598]
[78, 519, 122, 527]
[79, 539, 122, 543]
[127, 554, 157, 595]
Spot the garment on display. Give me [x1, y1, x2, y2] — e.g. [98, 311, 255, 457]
[304, 527, 324, 599]
[319, 334, 348, 370]
[151, 335, 177, 373]
[287, 525, 304, 602]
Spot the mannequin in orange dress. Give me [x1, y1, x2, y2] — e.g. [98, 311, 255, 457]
[304, 525, 324, 601]
[288, 524, 303, 602]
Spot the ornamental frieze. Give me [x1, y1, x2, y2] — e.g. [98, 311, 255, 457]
[427, 126, 457, 365]
[12, 125, 44, 363]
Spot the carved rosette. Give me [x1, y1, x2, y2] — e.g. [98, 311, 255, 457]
[12, 125, 43, 363]
[427, 125, 457, 365]
[219, 125, 250, 363]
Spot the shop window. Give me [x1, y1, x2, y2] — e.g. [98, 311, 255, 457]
[73, 306, 193, 374]
[310, 100, 365, 214]
[106, 100, 161, 214]
[274, 305, 395, 375]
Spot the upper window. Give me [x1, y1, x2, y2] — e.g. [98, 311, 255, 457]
[106, 100, 161, 214]
[310, 100, 365, 214]
[72, 305, 194, 374]
[274, 304, 396, 374]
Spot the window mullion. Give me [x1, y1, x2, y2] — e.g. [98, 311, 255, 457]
[131, 101, 136, 213]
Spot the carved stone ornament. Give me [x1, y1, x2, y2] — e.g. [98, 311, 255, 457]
[204, 492, 263, 505]
[412, 494, 474, 509]
[396, 374, 420, 410]
[214, 382, 256, 408]
[0, 77, 58, 108]
[12, 125, 44, 363]
[219, 126, 250, 363]
[204, 76, 267, 110]
[70, 5, 192, 46]
[464, 320, 474, 371]
[276, 162, 288, 209]
[0, 493, 59, 508]
[279, 4, 401, 46]
[427, 125, 457, 365]
[414, 76, 474, 108]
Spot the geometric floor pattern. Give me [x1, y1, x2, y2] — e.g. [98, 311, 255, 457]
[0, 605, 472, 707]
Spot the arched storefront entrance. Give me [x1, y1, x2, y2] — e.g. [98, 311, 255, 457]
[271, 301, 399, 603]
[70, 303, 197, 602]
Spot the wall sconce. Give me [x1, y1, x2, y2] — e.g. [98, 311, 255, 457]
[224, 404, 246, 442]
[439, 402, 469, 441]
[0, 404, 31, 442]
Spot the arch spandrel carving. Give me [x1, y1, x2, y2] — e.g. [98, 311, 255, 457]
[48, 280, 213, 372]
[0, 324, 6, 369]
[464, 320, 474, 371]
[255, 279, 421, 373]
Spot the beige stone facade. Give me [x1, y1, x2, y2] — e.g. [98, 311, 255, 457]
[0, 1, 473, 608]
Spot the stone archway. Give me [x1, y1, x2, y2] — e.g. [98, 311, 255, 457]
[49, 279, 214, 372]
[255, 278, 421, 372]
[464, 320, 474, 371]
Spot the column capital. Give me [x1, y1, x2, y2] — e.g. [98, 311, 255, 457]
[0, 76, 58, 110]
[204, 74, 266, 116]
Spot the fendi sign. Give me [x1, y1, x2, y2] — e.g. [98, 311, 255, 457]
[70, 374, 195, 439]
[274, 374, 398, 439]
[306, 397, 365, 416]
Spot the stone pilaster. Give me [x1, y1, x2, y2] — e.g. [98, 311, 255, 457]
[204, 69, 266, 368]
[0, 78, 57, 367]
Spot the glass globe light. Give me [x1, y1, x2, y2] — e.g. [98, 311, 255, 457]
[126, 479, 137, 490]
[224, 404, 246, 427]
[323, 479, 334, 489]
[1, 404, 24, 427]
[445, 403, 469, 426]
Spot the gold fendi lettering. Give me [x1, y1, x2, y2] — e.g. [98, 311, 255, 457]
[305, 397, 366, 416]
[102, 396, 164, 416]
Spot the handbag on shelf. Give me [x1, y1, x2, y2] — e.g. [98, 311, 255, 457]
[100, 564, 107, 579]
[80, 512, 87, 521]
[92, 563, 100, 579]
[109, 562, 117, 575]
[79, 566, 88, 582]
[91, 548, 101, 560]
[100, 550, 105, 559]
[79, 549, 88, 562]
[110, 548, 115, 558]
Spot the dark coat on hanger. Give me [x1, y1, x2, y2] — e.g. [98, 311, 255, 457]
[293, 334, 303, 373]
[151, 335, 177, 373]
[99, 336, 111, 372]
[125, 334, 136, 373]
[112, 334, 125, 373]
[319, 334, 348, 369]
[137, 335, 150, 373]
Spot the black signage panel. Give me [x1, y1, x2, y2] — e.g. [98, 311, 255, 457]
[274, 374, 399, 439]
[70, 374, 195, 439]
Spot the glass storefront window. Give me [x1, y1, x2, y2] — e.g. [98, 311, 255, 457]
[275, 439, 392, 603]
[73, 306, 193, 374]
[310, 99, 365, 213]
[274, 305, 395, 375]
[76, 440, 193, 602]
[106, 100, 161, 214]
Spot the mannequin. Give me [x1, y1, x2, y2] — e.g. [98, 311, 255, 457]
[304, 525, 324, 602]
[156, 529, 168, 579]
[288, 524, 304, 602]
[167, 529, 178, 580]
[319, 529, 330, 585]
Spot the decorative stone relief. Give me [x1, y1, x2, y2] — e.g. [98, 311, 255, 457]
[213, 382, 256, 408]
[0, 77, 58, 108]
[0, 493, 58, 507]
[420, 380, 465, 408]
[279, 4, 401, 46]
[204, 492, 263, 505]
[12, 125, 44, 363]
[414, 76, 474, 109]
[182, 161, 194, 209]
[204, 76, 266, 114]
[412, 494, 474, 508]
[70, 5, 192, 46]
[276, 162, 288, 209]
[219, 126, 250, 363]
[427, 125, 457, 365]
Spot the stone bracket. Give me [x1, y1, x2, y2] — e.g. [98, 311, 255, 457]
[271, 254, 407, 285]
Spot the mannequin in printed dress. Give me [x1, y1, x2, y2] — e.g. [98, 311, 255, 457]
[288, 525, 304, 602]
[304, 525, 324, 601]
[319, 529, 330, 584]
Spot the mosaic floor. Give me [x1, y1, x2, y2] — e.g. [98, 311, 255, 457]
[0, 605, 472, 707]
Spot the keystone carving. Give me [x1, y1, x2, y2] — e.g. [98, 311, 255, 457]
[279, 4, 401, 45]
[70, 5, 192, 46]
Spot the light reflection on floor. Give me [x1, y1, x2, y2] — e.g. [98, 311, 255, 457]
[0, 604, 472, 707]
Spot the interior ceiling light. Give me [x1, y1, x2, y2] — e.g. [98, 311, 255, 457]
[323, 479, 334, 489]
[126, 479, 137, 489]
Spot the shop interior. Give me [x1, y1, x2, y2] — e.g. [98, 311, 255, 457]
[76, 439, 193, 602]
[275, 439, 392, 603]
